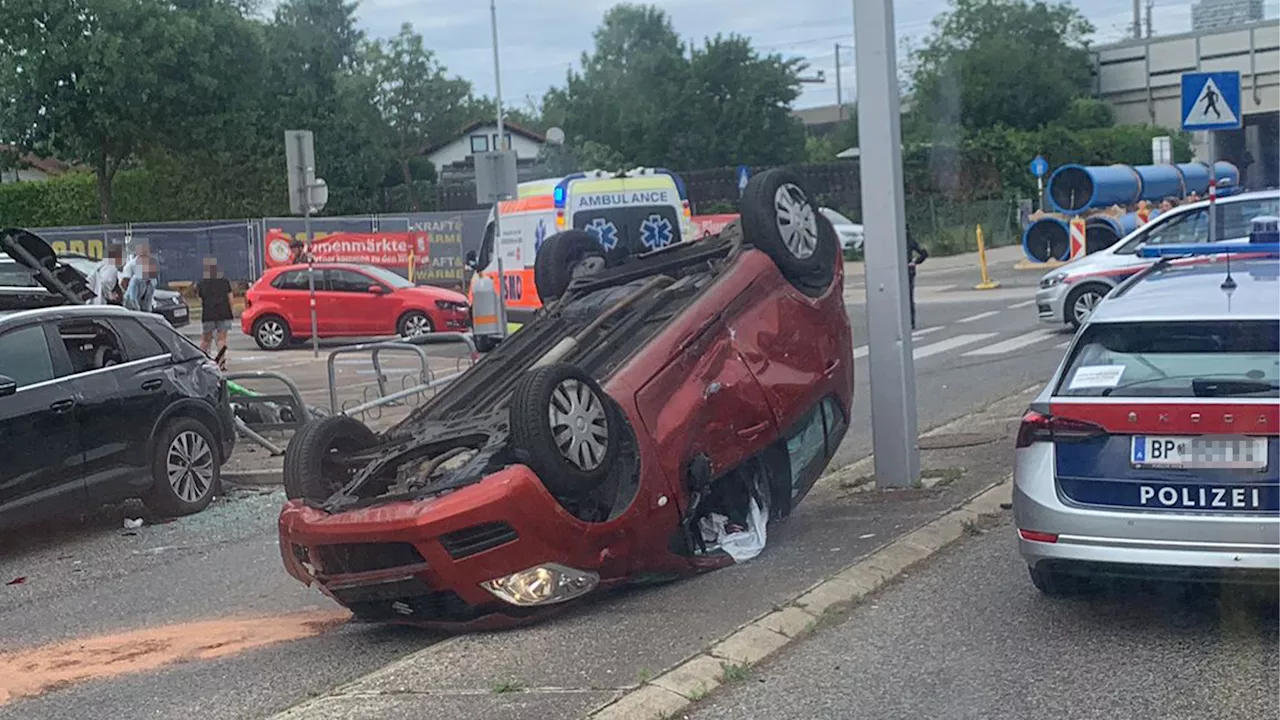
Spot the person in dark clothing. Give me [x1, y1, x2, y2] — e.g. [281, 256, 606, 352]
[196, 256, 235, 368]
[907, 233, 929, 329]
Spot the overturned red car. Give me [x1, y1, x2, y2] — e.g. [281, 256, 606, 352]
[277, 169, 855, 629]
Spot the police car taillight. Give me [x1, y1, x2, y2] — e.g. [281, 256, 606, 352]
[1015, 411, 1105, 448]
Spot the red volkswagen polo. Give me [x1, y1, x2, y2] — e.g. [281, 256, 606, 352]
[277, 170, 855, 629]
[241, 263, 470, 350]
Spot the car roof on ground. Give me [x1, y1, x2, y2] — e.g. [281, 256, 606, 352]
[1089, 255, 1279, 324]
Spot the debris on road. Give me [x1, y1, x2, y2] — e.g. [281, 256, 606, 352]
[123, 518, 145, 530]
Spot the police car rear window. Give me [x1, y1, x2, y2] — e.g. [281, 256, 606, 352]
[1056, 321, 1279, 399]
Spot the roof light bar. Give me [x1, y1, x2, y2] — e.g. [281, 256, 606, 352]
[1137, 242, 1280, 258]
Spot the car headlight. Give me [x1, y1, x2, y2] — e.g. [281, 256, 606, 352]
[481, 563, 599, 607]
[1039, 272, 1067, 289]
[436, 299, 469, 311]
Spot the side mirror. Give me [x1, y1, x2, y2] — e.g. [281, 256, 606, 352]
[0, 375, 16, 398]
[368, 285, 385, 295]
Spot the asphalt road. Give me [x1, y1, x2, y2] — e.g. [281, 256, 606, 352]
[689, 516, 1280, 720]
[0, 251, 1070, 719]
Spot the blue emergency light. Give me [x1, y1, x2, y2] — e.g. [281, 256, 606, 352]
[1138, 242, 1280, 258]
[553, 185, 566, 207]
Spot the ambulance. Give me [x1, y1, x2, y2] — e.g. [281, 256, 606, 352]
[469, 178, 561, 325]
[553, 168, 696, 261]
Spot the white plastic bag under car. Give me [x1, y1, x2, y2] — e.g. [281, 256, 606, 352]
[698, 496, 769, 563]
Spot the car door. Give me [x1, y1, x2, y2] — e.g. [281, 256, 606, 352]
[274, 269, 320, 336]
[0, 321, 88, 526]
[322, 268, 389, 335]
[51, 316, 171, 504]
[635, 307, 778, 516]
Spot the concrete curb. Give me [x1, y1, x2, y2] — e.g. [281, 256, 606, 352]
[585, 476, 1012, 720]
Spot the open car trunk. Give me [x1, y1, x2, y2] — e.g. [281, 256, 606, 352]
[320, 231, 744, 512]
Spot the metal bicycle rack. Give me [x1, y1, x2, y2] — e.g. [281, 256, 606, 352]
[223, 370, 314, 456]
[325, 332, 478, 422]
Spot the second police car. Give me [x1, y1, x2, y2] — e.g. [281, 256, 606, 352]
[1035, 189, 1280, 329]
[1014, 218, 1280, 594]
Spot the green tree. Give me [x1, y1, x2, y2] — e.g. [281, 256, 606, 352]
[365, 23, 474, 210]
[909, 0, 1095, 135]
[0, 0, 260, 221]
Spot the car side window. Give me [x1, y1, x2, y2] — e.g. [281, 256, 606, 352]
[55, 318, 127, 375]
[0, 324, 56, 387]
[109, 317, 168, 360]
[326, 269, 375, 292]
[1217, 198, 1280, 240]
[140, 315, 206, 361]
[820, 396, 846, 446]
[1144, 209, 1208, 246]
[785, 405, 827, 489]
[273, 270, 315, 290]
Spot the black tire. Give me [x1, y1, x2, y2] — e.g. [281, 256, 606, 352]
[533, 230, 607, 302]
[1065, 283, 1108, 329]
[398, 310, 434, 338]
[144, 416, 221, 516]
[1028, 565, 1087, 597]
[252, 314, 291, 351]
[508, 363, 619, 498]
[283, 415, 378, 502]
[739, 169, 835, 285]
[474, 334, 501, 353]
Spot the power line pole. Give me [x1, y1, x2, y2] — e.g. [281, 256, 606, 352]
[1132, 0, 1142, 39]
[835, 43, 844, 122]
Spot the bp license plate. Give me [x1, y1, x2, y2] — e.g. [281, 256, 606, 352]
[1131, 436, 1268, 470]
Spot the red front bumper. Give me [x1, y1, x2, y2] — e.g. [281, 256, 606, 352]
[278, 464, 637, 628]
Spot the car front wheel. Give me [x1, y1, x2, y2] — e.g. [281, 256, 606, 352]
[398, 310, 434, 338]
[1066, 284, 1107, 329]
[283, 415, 378, 502]
[509, 363, 619, 498]
[144, 417, 221, 516]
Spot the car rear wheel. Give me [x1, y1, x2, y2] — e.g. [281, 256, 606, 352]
[533, 230, 608, 303]
[283, 415, 378, 502]
[1028, 565, 1088, 596]
[509, 363, 619, 498]
[144, 417, 221, 516]
[739, 169, 837, 290]
[398, 310, 434, 338]
[1066, 284, 1107, 329]
[252, 315, 291, 351]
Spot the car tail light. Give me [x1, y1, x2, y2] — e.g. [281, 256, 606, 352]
[1015, 410, 1105, 448]
[1018, 529, 1059, 543]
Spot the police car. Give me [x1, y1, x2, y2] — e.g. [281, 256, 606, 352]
[1014, 219, 1279, 594]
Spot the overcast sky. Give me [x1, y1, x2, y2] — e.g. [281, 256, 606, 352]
[352, 0, 1278, 111]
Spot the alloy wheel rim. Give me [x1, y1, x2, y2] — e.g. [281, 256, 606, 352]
[167, 430, 214, 503]
[259, 321, 285, 347]
[1073, 292, 1101, 323]
[404, 314, 432, 336]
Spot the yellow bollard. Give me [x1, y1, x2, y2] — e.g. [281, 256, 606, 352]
[407, 249, 415, 284]
[974, 224, 1001, 290]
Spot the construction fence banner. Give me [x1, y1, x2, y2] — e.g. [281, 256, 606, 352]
[691, 214, 740, 238]
[30, 210, 490, 289]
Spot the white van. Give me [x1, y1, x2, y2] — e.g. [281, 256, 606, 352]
[553, 168, 695, 259]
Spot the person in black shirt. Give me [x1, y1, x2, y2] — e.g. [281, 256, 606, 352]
[196, 257, 234, 368]
[907, 232, 929, 329]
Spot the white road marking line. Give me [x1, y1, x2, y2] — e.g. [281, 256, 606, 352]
[1055, 341, 1070, 349]
[962, 329, 1058, 357]
[956, 310, 1000, 324]
[914, 333, 997, 360]
[913, 326, 943, 338]
[852, 326, 940, 360]
[1007, 299, 1036, 309]
[854, 345, 868, 359]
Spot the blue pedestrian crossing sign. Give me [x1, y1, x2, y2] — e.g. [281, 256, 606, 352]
[1181, 71, 1242, 132]
[737, 165, 751, 197]
[1029, 155, 1048, 179]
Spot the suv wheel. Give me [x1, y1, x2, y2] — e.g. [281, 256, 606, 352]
[252, 315, 291, 351]
[509, 363, 619, 498]
[739, 169, 837, 290]
[144, 417, 221, 516]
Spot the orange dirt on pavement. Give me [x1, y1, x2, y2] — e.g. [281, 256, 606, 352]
[0, 609, 350, 705]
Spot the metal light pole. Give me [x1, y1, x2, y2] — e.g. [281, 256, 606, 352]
[489, 0, 509, 336]
[854, 0, 919, 488]
[295, 132, 320, 358]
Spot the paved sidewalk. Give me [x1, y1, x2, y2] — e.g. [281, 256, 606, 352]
[266, 384, 1038, 720]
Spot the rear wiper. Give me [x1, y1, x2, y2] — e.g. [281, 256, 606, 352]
[1192, 378, 1280, 397]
